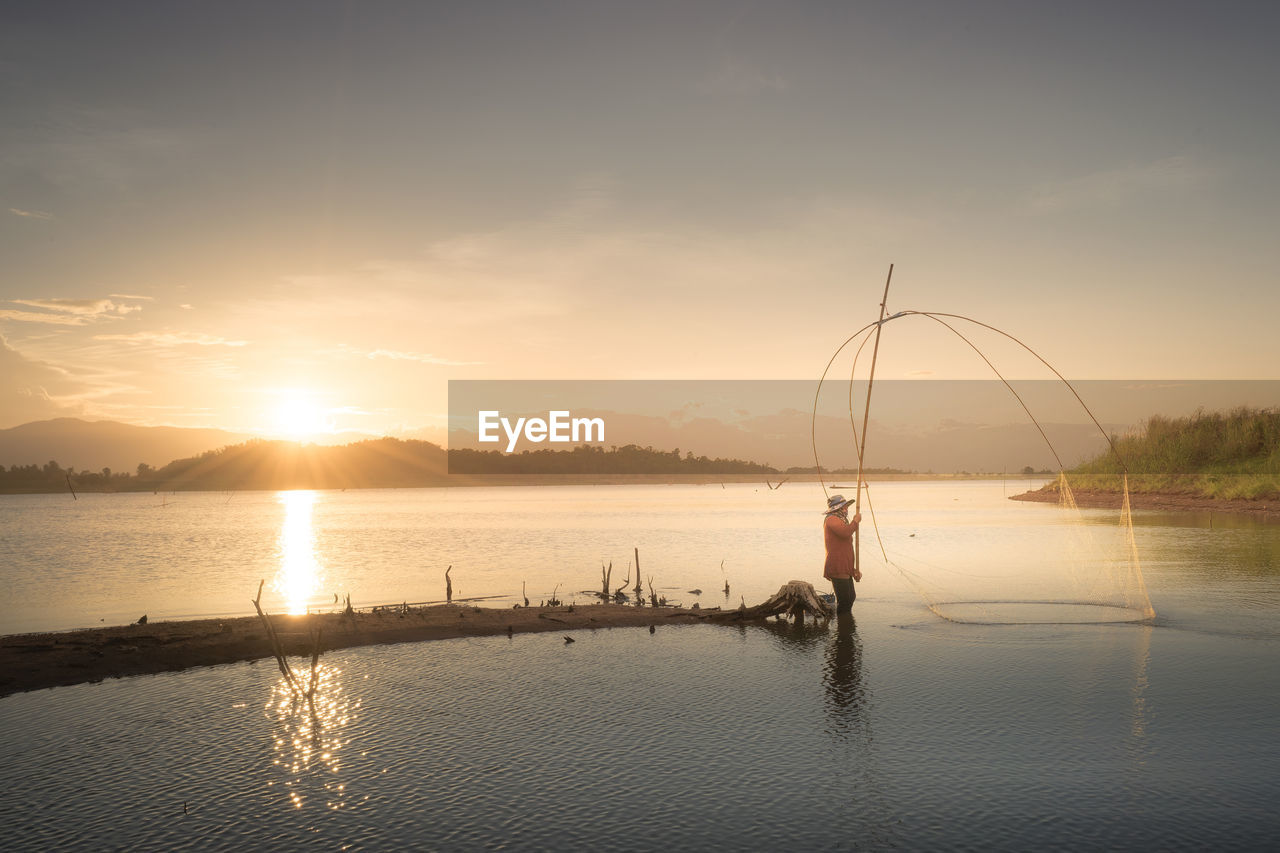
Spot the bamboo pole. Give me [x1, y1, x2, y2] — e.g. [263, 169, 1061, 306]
[854, 264, 894, 577]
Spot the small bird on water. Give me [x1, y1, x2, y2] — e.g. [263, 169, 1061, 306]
[563, 636, 575, 644]
[649, 625, 655, 634]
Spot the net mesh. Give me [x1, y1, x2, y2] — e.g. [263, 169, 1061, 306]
[816, 309, 1157, 626]
[864, 471, 1154, 625]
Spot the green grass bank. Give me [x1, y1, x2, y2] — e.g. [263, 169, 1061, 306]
[1063, 406, 1280, 500]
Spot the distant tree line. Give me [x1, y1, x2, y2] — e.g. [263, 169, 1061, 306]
[448, 443, 776, 475]
[0, 439, 780, 493]
[0, 460, 143, 493]
[783, 465, 914, 475]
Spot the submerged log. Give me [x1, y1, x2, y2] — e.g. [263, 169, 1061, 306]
[704, 580, 832, 624]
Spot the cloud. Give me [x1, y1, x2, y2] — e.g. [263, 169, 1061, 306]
[93, 331, 248, 347]
[109, 293, 154, 301]
[1028, 156, 1210, 213]
[13, 297, 140, 316]
[8, 208, 54, 220]
[0, 309, 94, 325]
[0, 335, 88, 426]
[364, 348, 480, 366]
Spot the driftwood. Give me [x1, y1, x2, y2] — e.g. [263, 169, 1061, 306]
[370, 593, 503, 612]
[252, 580, 299, 691]
[704, 580, 832, 624]
[251, 580, 324, 726]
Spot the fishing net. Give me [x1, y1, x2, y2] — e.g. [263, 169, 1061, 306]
[872, 471, 1154, 625]
[814, 307, 1155, 626]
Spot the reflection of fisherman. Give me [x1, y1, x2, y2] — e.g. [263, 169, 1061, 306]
[823, 494, 862, 613]
[824, 612, 866, 740]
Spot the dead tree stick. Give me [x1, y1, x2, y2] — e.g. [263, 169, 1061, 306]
[251, 580, 299, 693]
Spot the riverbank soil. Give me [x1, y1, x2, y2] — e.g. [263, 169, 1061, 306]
[1011, 485, 1280, 519]
[0, 604, 713, 698]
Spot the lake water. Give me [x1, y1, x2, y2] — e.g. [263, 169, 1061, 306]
[0, 479, 1202, 634]
[2, 482, 1279, 849]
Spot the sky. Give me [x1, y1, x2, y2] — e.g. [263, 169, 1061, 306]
[3, 1, 1279, 441]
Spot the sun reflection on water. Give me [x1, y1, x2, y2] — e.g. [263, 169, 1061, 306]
[266, 662, 360, 812]
[274, 490, 324, 615]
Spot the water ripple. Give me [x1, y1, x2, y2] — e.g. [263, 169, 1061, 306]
[1, 619, 1278, 850]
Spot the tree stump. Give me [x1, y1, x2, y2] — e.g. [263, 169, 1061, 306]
[706, 580, 832, 624]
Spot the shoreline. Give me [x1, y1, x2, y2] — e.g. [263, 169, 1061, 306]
[1011, 486, 1280, 519]
[0, 472, 1052, 496]
[0, 604, 718, 698]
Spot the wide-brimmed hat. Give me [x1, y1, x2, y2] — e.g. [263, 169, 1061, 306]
[825, 494, 852, 513]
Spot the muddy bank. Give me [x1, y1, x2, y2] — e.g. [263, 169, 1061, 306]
[1011, 485, 1280, 519]
[0, 604, 717, 698]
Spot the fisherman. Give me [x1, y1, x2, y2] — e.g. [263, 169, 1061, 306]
[823, 494, 862, 613]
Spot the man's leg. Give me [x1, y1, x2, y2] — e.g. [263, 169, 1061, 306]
[831, 577, 855, 613]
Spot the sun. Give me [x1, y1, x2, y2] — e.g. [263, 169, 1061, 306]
[271, 392, 331, 441]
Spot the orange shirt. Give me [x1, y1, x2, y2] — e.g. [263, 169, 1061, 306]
[823, 513, 858, 579]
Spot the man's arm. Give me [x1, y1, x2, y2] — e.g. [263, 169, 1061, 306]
[826, 515, 855, 539]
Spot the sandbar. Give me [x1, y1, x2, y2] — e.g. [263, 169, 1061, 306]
[0, 604, 718, 698]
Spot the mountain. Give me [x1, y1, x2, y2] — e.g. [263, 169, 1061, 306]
[0, 418, 252, 473]
[149, 437, 448, 490]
